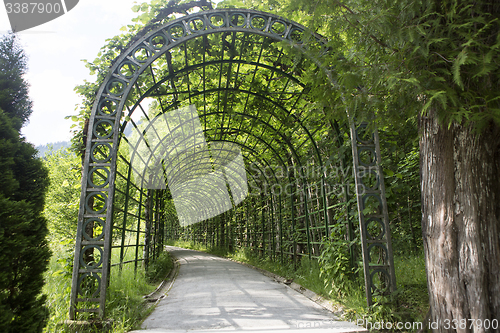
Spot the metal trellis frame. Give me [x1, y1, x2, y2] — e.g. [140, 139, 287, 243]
[69, 7, 395, 320]
[349, 120, 397, 306]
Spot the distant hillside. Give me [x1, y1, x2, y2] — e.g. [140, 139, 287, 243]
[36, 141, 71, 157]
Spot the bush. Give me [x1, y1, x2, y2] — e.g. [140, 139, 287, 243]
[318, 225, 361, 298]
[145, 251, 174, 283]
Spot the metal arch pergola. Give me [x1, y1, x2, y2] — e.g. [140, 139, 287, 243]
[69, 7, 396, 320]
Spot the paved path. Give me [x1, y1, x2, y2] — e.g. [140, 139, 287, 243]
[130, 246, 366, 333]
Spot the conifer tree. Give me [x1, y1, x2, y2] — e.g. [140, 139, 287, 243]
[0, 33, 51, 333]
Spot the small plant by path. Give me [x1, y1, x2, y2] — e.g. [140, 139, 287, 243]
[43, 246, 174, 333]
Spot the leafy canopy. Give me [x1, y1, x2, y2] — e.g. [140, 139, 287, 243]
[281, 0, 500, 130]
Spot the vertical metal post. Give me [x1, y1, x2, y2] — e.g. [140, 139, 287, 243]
[290, 189, 297, 267]
[69, 111, 118, 319]
[349, 120, 397, 306]
[144, 190, 152, 269]
[159, 191, 165, 252]
[278, 194, 283, 264]
[245, 200, 249, 248]
[238, 208, 243, 249]
[134, 189, 144, 273]
[253, 199, 258, 254]
[330, 120, 356, 268]
[216, 216, 220, 248]
[153, 191, 159, 260]
[229, 211, 232, 250]
[302, 185, 312, 260]
[374, 131, 397, 291]
[120, 166, 133, 268]
[321, 176, 329, 239]
[261, 194, 266, 257]
[270, 196, 276, 260]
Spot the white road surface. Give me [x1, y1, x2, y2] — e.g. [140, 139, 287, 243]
[129, 246, 367, 333]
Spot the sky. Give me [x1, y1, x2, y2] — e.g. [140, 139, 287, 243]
[0, 0, 145, 146]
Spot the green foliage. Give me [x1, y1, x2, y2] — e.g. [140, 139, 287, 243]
[167, 239, 209, 252]
[0, 193, 50, 333]
[51, 239, 75, 280]
[379, 123, 422, 255]
[41, 148, 80, 303]
[40, 144, 162, 330]
[60, 0, 433, 329]
[43, 245, 158, 333]
[393, 254, 429, 322]
[145, 251, 174, 282]
[319, 230, 361, 298]
[36, 141, 71, 158]
[105, 264, 156, 332]
[42, 243, 72, 333]
[0, 34, 32, 130]
[284, 0, 500, 130]
[43, 148, 81, 241]
[0, 33, 51, 333]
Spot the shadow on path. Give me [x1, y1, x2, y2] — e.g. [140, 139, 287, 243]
[129, 246, 366, 333]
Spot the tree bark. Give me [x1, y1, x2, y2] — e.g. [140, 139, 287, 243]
[419, 108, 500, 332]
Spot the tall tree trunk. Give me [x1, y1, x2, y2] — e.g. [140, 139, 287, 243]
[419, 109, 500, 332]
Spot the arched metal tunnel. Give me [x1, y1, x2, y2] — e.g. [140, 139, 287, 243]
[69, 8, 396, 320]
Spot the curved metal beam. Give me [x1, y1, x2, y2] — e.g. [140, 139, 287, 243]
[70, 8, 328, 319]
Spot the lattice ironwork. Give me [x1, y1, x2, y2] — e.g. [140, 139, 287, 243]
[350, 121, 397, 306]
[69, 7, 395, 319]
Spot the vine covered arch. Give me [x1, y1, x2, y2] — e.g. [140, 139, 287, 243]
[70, 7, 396, 319]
